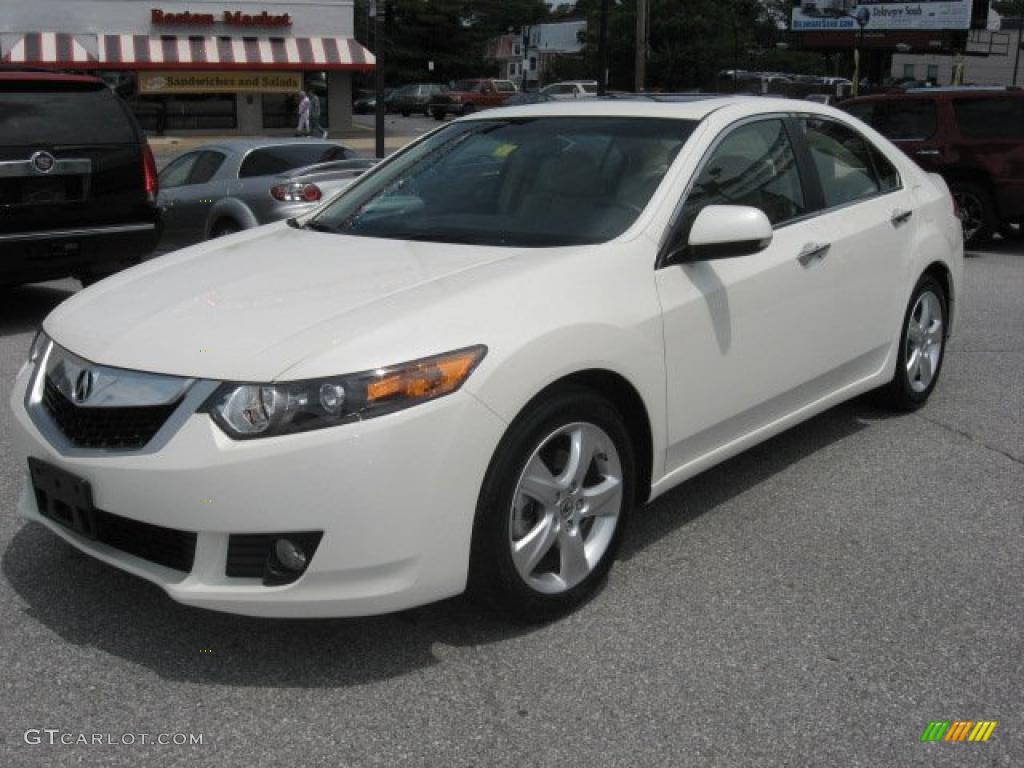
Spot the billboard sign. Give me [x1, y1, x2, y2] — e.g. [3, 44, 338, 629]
[792, 1, 973, 32]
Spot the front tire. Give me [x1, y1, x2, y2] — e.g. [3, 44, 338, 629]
[876, 274, 948, 411]
[469, 388, 635, 621]
[210, 219, 241, 238]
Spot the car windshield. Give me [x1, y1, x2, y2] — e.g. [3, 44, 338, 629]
[306, 117, 697, 247]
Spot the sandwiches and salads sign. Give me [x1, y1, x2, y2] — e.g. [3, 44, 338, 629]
[792, 1, 972, 31]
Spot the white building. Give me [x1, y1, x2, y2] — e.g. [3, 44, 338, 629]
[0, 0, 374, 133]
[890, 10, 1022, 86]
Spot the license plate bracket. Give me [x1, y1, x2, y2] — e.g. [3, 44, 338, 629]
[28, 458, 97, 539]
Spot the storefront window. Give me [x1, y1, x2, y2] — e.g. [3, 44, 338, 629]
[263, 88, 329, 131]
[129, 95, 237, 132]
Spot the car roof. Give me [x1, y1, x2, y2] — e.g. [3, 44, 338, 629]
[182, 139, 346, 154]
[468, 96, 768, 122]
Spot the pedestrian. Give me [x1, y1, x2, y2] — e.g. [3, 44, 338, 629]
[295, 90, 311, 136]
[309, 89, 327, 139]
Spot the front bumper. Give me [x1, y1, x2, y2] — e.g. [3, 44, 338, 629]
[8, 361, 507, 617]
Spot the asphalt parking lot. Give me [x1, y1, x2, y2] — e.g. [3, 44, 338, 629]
[0, 241, 1021, 767]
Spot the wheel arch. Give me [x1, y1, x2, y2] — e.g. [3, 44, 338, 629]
[922, 260, 955, 337]
[204, 198, 258, 239]
[509, 369, 654, 507]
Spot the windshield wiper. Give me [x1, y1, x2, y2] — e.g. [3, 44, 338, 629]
[302, 220, 339, 234]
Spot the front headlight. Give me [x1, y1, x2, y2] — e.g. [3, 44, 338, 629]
[203, 345, 486, 439]
[28, 330, 50, 365]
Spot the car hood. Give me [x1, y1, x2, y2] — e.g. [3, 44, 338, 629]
[44, 222, 515, 381]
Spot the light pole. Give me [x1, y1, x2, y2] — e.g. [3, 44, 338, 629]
[370, 0, 385, 159]
[598, 0, 610, 95]
[849, 8, 870, 97]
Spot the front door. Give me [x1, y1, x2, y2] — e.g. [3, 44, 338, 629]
[656, 117, 841, 475]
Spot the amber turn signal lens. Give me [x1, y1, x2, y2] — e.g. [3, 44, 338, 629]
[366, 348, 484, 404]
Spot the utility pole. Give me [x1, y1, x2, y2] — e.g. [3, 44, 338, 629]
[598, 0, 610, 95]
[371, 0, 385, 159]
[1015, 21, 1022, 86]
[635, 0, 648, 92]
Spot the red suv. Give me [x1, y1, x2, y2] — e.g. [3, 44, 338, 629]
[842, 88, 1024, 245]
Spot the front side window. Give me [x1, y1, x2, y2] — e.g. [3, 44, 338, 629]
[307, 117, 697, 247]
[873, 99, 938, 141]
[800, 117, 897, 208]
[158, 152, 199, 189]
[679, 119, 807, 233]
[189, 150, 226, 184]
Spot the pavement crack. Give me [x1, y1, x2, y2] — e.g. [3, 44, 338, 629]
[914, 412, 1024, 467]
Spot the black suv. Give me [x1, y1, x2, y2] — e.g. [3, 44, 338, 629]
[1, 72, 161, 287]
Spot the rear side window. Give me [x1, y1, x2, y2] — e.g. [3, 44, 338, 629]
[238, 144, 350, 178]
[801, 118, 897, 208]
[873, 100, 938, 141]
[953, 97, 1024, 139]
[0, 87, 135, 145]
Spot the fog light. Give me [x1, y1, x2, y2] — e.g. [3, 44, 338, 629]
[274, 538, 308, 572]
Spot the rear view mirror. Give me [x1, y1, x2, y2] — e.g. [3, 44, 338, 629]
[687, 205, 773, 261]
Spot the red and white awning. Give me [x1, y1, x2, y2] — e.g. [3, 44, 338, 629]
[98, 35, 375, 71]
[1, 33, 98, 66]
[0, 32, 374, 71]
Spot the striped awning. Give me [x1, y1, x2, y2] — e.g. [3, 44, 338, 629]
[0, 32, 374, 71]
[1, 33, 98, 66]
[98, 35, 375, 71]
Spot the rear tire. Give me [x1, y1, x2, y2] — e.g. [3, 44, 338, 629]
[875, 274, 948, 411]
[431, 109, 445, 121]
[461, 104, 476, 116]
[400, 110, 410, 117]
[210, 220, 241, 238]
[950, 181, 996, 247]
[468, 388, 634, 621]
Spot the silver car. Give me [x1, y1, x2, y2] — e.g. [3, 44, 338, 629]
[155, 139, 373, 252]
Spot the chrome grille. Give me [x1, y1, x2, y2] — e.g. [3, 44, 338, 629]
[42, 375, 181, 450]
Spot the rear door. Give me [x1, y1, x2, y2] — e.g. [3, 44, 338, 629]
[0, 82, 147, 236]
[795, 115, 912, 370]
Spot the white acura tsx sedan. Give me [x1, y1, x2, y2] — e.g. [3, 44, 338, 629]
[9, 98, 962, 620]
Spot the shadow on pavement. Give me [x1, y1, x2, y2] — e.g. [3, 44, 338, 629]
[2, 398, 880, 689]
[1, 283, 76, 337]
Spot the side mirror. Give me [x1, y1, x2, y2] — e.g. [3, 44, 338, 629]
[665, 205, 774, 264]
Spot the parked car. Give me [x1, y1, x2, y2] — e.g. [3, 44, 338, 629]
[429, 79, 517, 119]
[501, 91, 555, 106]
[842, 87, 1024, 243]
[11, 98, 962, 621]
[155, 140, 370, 252]
[541, 81, 599, 100]
[390, 83, 449, 116]
[0, 71, 160, 287]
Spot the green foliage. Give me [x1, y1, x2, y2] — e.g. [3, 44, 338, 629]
[992, 0, 1024, 17]
[353, 0, 548, 87]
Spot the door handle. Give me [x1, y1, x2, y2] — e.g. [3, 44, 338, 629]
[914, 149, 941, 157]
[891, 209, 913, 227]
[797, 242, 830, 266]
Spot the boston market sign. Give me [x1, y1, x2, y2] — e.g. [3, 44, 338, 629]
[151, 9, 293, 27]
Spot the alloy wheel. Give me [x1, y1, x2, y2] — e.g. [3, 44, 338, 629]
[508, 422, 623, 594]
[905, 290, 944, 393]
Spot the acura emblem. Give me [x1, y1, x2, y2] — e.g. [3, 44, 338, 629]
[73, 369, 94, 404]
[30, 151, 56, 174]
